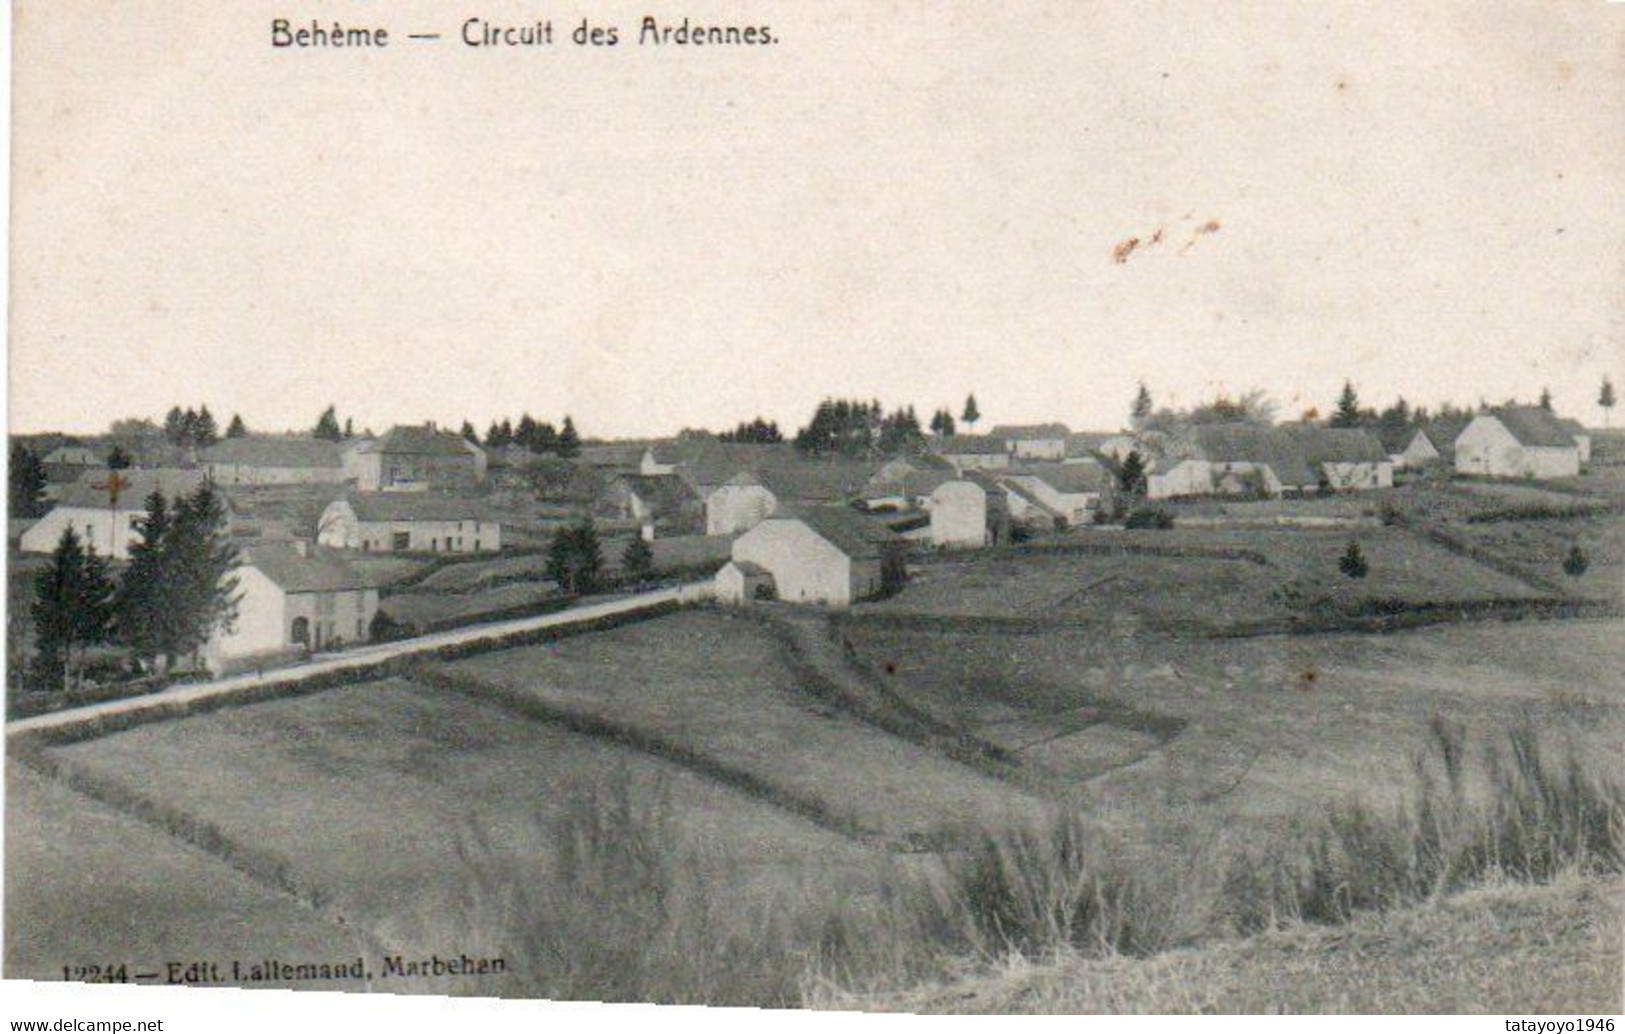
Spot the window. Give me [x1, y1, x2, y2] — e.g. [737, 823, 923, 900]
[291, 617, 310, 647]
[356, 618, 365, 639]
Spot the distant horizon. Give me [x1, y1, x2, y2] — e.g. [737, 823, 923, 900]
[10, 378, 1619, 442]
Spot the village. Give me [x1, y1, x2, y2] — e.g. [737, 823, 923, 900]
[4, 380, 1616, 697]
[6, 378, 1623, 1011]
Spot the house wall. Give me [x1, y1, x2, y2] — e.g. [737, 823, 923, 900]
[944, 452, 1011, 473]
[1321, 461, 1394, 490]
[20, 506, 143, 559]
[706, 484, 778, 536]
[1009, 439, 1066, 460]
[377, 453, 480, 492]
[1398, 433, 1440, 469]
[206, 462, 347, 486]
[358, 519, 500, 553]
[284, 588, 378, 652]
[928, 481, 990, 548]
[1008, 475, 1100, 525]
[1574, 435, 1592, 465]
[732, 521, 855, 606]
[345, 447, 380, 490]
[204, 566, 289, 670]
[1147, 460, 1212, 500]
[640, 450, 676, 476]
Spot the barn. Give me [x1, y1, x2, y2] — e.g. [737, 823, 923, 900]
[1454, 407, 1582, 480]
[201, 437, 347, 486]
[723, 507, 906, 607]
[317, 494, 501, 553]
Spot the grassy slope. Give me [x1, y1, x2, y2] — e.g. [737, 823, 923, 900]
[441, 609, 1045, 839]
[817, 876, 1623, 1014]
[4, 763, 362, 983]
[43, 676, 877, 953]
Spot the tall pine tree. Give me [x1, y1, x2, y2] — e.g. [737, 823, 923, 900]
[31, 527, 115, 691]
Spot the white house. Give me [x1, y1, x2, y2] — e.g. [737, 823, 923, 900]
[713, 560, 775, 603]
[933, 435, 1012, 473]
[705, 471, 781, 536]
[999, 461, 1110, 526]
[203, 542, 379, 674]
[1147, 425, 1317, 500]
[719, 507, 906, 607]
[201, 437, 347, 486]
[988, 424, 1070, 461]
[1454, 407, 1582, 480]
[347, 425, 486, 493]
[925, 476, 1011, 549]
[1555, 418, 1592, 466]
[317, 494, 501, 553]
[20, 469, 208, 560]
[1284, 427, 1394, 491]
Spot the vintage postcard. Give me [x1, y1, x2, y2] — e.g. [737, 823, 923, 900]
[5, 0, 1622, 1018]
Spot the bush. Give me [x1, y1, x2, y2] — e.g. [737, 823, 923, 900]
[368, 609, 411, 643]
[1563, 544, 1589, 578]
[1123, 505, 1175, 530]
[1338, 539, 1369, 578]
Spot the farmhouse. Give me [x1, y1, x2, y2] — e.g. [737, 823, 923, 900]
[598, 474, 702, 537]
[1147, 425, 1316, 500]
[999, 460, 1111, 525]
[1454, 407, 1582, 480]
[200, 436, 347, 486]
[317, 494, 501, 553]
[719, 506, 906, 607]
[203, 542, 378, 674]
[927, 475, 1010, 549]
[1284, 427, 1394, 490]
[349, 425, 487, 492]
[933, 435, 1011, 473]
[988, 423, 1070, 461]
[20, 469, 209, 560]
[701, 459, 874, 536]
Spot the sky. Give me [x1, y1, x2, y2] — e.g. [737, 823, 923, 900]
[9, 0, 1623, 438]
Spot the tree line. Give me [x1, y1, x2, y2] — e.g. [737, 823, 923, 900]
[30, 483, 239, 692]
[466, 414, 581, 457]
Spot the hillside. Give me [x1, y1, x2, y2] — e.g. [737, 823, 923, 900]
[815, 876, 1623, 1014]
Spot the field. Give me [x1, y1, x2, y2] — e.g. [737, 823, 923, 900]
[874, 527, 1547, 635]
[8, 474, 1623, 1008]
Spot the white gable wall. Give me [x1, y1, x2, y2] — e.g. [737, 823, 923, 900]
[706, 483, 779, 536]
[732, 520, 855, 606]
[928, 481, 990, 548]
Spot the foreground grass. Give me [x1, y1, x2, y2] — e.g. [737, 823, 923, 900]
[460, 718, 1622, 1009]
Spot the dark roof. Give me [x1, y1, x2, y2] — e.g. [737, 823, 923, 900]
[1485, 407, 1580, 449]
[1000, 479, 1064, 519]
[341, 493, 494, 523]
[55, 468, 208, 509]
[1190, 425, 1317, 487]
[378, 425, 481, 457]
[1008, 460, 1111, 493]
[579, 442, 651, 469]
[1283, 426, 1390, 464]
[988, 423, 1071, 439]
[1553, 417, 1589, 437]
[242, 543, 374, 593]
[201, 437, 343, 469]
[1064, 432, 1114, 457]
[781, 505, 901, 560]
[1416, 415, 1473, 460]
[621, 474, 699, 513]
[934, 435, 1008, 456]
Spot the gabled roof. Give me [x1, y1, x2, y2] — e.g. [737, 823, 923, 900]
[242, 543, 374, 594]
[201, 436, 344, 469]
[1189, 425, 1317, 486]
[620, 474, 699, 513]
[1009, 460, 1111, 494]
[56, 468, 208, 510]
[1000, 479, 1065, 520]
[1414, 415, 1473, 460]
[1482, 407, 1580, 449]
[378, 425, 481, 457]
[988, 423, 1071, 439]
[776, 505, 901, 560]
[1553, 417, 1589, 437]
[934, 435, 1007, 456]
[339, 493, 494, 523]
[1283, 426, 1390, 464]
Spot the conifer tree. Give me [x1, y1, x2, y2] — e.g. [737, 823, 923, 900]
[1331, 381, 1362, 428]
[31, 527, 115, 691]
[1600, 377, 1615, 429]
[1131, 382, 1153, 425]
[106, 445, 133, 470]
[1538, 387, 1553, 412]
[9, 443, 47, 518]
[621, 535, 654, 587]
[558, 416, 581, 458]
[1338, 539, 1369, 579]
[115, 492, 177, 671]
[961, 394, 981, 432]
[225, 414, 248, 438]
[314, 405, 343, 441]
